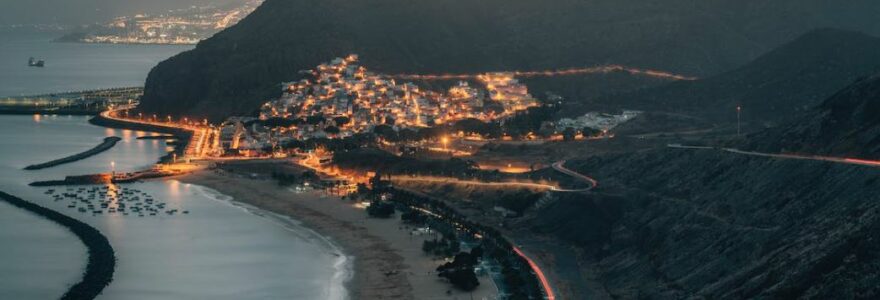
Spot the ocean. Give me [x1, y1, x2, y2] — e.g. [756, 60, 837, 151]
[0, 30, 348, 299]
[0, 29, 189, 97]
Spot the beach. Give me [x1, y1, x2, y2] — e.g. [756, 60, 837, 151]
[179, 162, 500, 300]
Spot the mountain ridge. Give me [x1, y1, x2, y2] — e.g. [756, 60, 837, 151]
[138, 0, 880, 121]
[750, 72, 880, 158]
[581, 28, 880, 124]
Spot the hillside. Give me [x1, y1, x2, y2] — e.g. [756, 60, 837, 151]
[583, 29, 880, 124]
[139, 0, 880, 121]
[528, 145, 880, 298]
[520, 70, 880, 298]
[751, 73, 880, 159]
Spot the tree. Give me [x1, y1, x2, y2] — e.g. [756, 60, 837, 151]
[373, 124, 397, 140]
[470, 246, 484, 260]
[333, 116, 351, 126]
[562, 127, 576, 141]
[366, 201, 395, 218]
[261, 117, 296, 128]
[582, 127, 602, 137]
[436, 252, 480, 291]
[306, 115, 326, 125]
[402, 210, 428, 224]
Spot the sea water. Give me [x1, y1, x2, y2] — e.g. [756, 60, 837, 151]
[0, 29, 349, 299]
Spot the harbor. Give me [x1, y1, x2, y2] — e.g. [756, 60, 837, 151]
[24, 137, 122, 170]
[0, 114, 346, 300]
[0, 87, 142, 115]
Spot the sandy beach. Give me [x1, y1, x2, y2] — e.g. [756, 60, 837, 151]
[179, 163, 498, 300]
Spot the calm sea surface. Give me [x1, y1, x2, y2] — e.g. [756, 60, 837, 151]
[0, 31, 348, 299]
[0, 30, 189, 97]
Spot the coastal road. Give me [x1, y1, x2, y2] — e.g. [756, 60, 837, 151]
[551, 161, 598, 192]
[390, 176, 561, 191]
[667, 144, 880, 168]
[390, 64, 698, 81]
[390, 173, 597, 193]
[513, 246, 557, 300]
[101, 107, 216, 159]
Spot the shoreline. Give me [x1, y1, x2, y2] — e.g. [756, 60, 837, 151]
[24, 136, 121, 170]
[178, 170, 414, 299]
[177, 166, 500, 300]
[188, 183, 352, 300]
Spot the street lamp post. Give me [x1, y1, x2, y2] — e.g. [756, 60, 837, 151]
[110, 161, 116, 180]
[737, 106, 742, 137]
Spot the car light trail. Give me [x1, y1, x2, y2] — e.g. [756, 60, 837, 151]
[552, 160, 598, 191]
[391, 176, 560, 191]
[513, 246, 556, 300]
[668, 144, 880, 168]
[390, 64, 698, 81]
[842, 158, 880, 167]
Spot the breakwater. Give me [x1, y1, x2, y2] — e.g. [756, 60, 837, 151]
[0, 191, 115, 300]
[29, 174, 111, 187]
[29, 168, 184, 187]
[89, 114, 191, 163]
[24, 137, 122, 170]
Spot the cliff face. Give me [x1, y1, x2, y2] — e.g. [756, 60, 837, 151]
[139, 0, 880, 121]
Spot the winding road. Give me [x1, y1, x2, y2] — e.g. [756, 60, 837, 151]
[513, 246, 556, 300]
[551, 161, 598, 192]
[390, 64, 698, 81]
[388, 161, 598, 194]
[667, 144, 880, 168]
[391, 176, 560, 190]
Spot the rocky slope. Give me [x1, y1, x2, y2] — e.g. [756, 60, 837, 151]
[139, 0, 880, 121]
[526, 75, 880, 298]
[530, 147, 880, 299]
[752, 73, 880, 159]
[585, 29, 880, 124]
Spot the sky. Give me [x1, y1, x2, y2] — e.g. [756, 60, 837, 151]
[0, 0, 245, 25]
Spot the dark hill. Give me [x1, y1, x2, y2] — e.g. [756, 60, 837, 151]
[585, 28, 880, 124]
[752, 73, 880, 159]
[524, 69, 880, 299]
[139, 0, 880, 121]
[530, 147, 880, 299]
